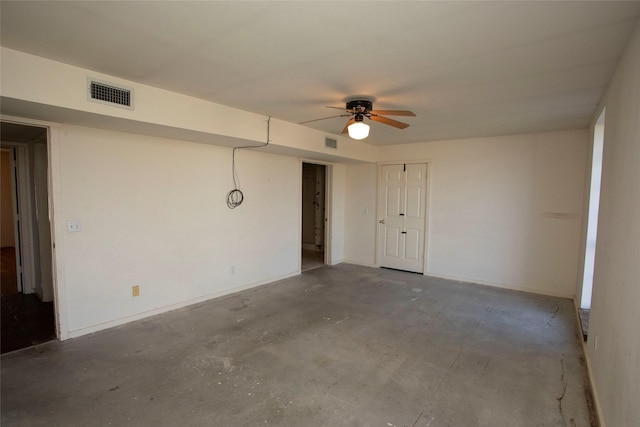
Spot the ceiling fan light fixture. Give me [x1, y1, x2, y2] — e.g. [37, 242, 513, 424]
[348, 121, 370, 140]
[299, 98, 414, 139]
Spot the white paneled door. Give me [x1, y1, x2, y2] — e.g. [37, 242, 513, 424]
[378, 163, 427, 273]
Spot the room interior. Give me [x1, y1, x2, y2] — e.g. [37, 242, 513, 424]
[1, 2, 639, 426]
[1, 123, 55, 353]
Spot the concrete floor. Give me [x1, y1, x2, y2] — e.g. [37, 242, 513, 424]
[301, 249, 324, 272]
[1, 264, 594, 426]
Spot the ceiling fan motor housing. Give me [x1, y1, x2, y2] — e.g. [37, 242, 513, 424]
[346, 100, 373, 113]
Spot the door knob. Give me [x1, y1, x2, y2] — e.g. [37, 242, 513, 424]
[379, 219, 386, 224]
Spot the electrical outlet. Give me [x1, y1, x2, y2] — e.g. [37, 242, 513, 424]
[132, 285, 140, 297]
[67, 220, 81, 232]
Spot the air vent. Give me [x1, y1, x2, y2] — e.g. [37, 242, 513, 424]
[325, 137, 337, 149]
[87, 78, 133, 109]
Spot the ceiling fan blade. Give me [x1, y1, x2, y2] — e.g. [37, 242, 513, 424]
[369, 115, 410, 129]
[299, 114, 351, 125]
[370, 109, 416, 116]
[341, 117, 356, 134]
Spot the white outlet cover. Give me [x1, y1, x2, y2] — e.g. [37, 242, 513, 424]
[67, 220, 81, 232]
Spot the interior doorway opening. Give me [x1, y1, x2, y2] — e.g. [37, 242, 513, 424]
[1, 121, 56, 353]
[301, 163, 326, 271]
[578, 109, 605, 338]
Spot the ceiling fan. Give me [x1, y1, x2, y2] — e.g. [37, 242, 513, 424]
[299, 99, 416, 140]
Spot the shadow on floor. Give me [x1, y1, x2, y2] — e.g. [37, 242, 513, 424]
[301, 248, 324, 271]
[1, 293, 55, 354]
[1, 247, 18, 296]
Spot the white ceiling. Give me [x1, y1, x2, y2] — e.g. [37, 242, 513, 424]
[1, 1, 639, 146]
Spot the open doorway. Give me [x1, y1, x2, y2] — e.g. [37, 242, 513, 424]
[1, 121, 55, 353]
[578, 108, 605, 339]
[301, 163, 326, 271]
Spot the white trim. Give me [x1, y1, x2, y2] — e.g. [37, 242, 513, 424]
[67, 270, 300, 339]
[572, 301, 604, 427]
[425, 271, 576, 299]
[297, 161, 303, 271]
[298, 157, 335, 167]
[377, 158, 433, 166]
[32, 142, 53, 301]
[0, 115, 63, 129]
[423, 162, 433, 273]
[324, 164, 333, 265]
[582, 343, 606, 427]
[48, 126, 68, 340]
[372, 162, 379, 268]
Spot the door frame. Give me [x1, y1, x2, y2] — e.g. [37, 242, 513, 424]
[299, 159, 332, 269]
[376, 160, 432, 274]
[1, 115, 66, 340]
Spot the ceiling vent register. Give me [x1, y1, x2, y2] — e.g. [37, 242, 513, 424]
[88, 78, 133, 109]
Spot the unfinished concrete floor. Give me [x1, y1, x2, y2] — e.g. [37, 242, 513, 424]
[1, 264, 593, 426]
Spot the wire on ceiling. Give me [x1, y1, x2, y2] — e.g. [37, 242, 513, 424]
[226, 116, 271, 209]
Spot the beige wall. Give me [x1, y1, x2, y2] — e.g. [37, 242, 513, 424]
[56, 125, 303, 336]
[0, 47, 378, 165]
[1, 149, 16, 247]
[585, 23, 640, 427]
[345, 129, 588, 298]
[329, 164, 345, 265]
[0, 47, 361, 337]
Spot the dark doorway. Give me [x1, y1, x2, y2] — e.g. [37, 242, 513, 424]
[1, 122, 55, 353]
[301, 163, 326, 271]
